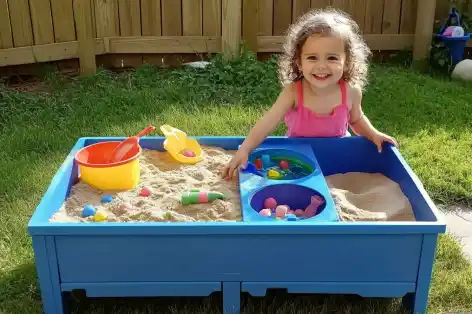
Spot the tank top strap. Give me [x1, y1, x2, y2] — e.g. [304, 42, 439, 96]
[339, 79, 347, 106]
[296, 79, 304, 109]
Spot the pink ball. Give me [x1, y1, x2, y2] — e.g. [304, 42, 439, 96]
[121, 202, 133, 210]
[294, 209, 304, 217]
[275, 205, 288, 218]
[182, 150, 196, 157]
[279, 160, 289, 170]
[259, 208, 272, 216]
[287, 210, 294, 214]
[263, 197, 277, 209]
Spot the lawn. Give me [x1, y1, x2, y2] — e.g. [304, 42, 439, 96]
[1, 53, 472, 314]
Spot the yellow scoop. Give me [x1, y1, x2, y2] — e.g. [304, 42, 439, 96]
[160, 125, 204, 164]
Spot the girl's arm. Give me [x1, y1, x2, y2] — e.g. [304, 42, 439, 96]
[348, 84, 398, 152]
[238, 83, 296, 154]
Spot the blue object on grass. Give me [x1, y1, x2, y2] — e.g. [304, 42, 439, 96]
[27, 136, 446, 314]
[435, 7, 471, 64]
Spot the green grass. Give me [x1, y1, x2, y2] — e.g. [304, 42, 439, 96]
[1, 53, 472, 313]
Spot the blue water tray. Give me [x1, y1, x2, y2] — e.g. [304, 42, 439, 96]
[238, 143, 339, 223]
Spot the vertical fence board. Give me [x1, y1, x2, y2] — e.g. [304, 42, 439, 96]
[95, 0, 120, 68]
[29, 0, 55, 45]
[222, 0, 242, 59]
[364, 0, 384, 34]
[243, 0, 258, 52]
[293, 0, 311, 21]
[413, 0, 436, 63]
[435, 0, 449, 22]
[203, 0, 222, 36]
[118, 0, 142, 68]
[8, 0, 34, 47]
[141, 0, 162, 66]
[311, 0, 331, 9]
[90, 0, 97, 37]
[119, 0, 141, 36]
[50, 0, 76, 42]
[141, 0, 161, 36]
[258, 0, 273, 35]
[273, 0, 292, 35]
[95, 0, 119, 37]
[74, 0, 96, 75]
[0, 0, 13, 48]
[162, 0, 182, 36]
[183, 0, 203, 35]
[351, 0, 366, 31]
[400, 0, 418, 34]
[332, 0, 349, 12]
[382, 0, 401, 34]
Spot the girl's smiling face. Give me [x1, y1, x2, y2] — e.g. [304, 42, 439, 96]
[298, 34, 348, 89]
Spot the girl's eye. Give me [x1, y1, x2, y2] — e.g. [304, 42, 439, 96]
[328, 56, 339, 61]
[307, 56, 318, 61]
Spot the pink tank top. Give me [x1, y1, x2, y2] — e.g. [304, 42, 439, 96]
[284, 79, 350, 137]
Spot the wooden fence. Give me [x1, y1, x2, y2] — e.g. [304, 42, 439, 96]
[0, 0, 469, 75]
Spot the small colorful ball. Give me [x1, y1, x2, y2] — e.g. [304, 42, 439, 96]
[120, 202, 133, 210]
[182, 150, 196, 157]
[287, 209, 294, 214]
[294, 209, 305, 217]
[94, 210, 108, 222]
[263, 197, 277, 209]
[82, 205, 96, 217]
[101, 195, 113, 203]
[259, 208, 272, 217]
[139, 187, 151, 197]
[279, 160, 289, 170]
[275, 205, 289, 218]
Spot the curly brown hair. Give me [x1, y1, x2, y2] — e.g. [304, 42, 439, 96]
[278, 8, 371, 90]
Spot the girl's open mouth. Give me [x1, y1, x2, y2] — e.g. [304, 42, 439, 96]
[312, 74, 331, 81]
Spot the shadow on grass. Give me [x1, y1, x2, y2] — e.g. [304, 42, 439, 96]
[66, 291, 409, 314]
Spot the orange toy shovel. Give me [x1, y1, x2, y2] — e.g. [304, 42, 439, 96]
[108, 125, 155, 163]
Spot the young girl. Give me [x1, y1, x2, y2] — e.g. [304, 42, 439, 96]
[223, 8, 398, 180]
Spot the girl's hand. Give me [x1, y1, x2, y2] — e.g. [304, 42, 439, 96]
[371, 131, 398, 153]
[222, 148, 249, 180]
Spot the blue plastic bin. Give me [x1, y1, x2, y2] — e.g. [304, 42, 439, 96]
[28, 136, 446, 314]
[435, 7, 471, 64]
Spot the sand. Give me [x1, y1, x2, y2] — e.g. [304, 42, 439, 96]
[49, 147, 415, 223]
[49, 146, 242, 223]
[326, 172, 415, 221]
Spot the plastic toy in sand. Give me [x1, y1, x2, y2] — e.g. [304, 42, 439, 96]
[181, 188, 226, 205]
[160, 125, 203, 164]
[74, 127, 155, 191]
[108, 126, 155, 163]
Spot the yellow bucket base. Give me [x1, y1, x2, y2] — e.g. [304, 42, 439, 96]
[79, 159, 140, 191]
[160, 124, 204, 164]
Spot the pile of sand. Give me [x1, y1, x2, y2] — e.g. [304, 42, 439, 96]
[49, 146, 242, 223]
[326, 172, 415, 221]
[49, 147, 415, 223]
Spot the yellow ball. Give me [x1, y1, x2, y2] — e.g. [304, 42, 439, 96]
[94, 211, 108, 222]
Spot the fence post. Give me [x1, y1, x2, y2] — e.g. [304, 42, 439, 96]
[412, 0, 437, 67]
[222, 0, 242, 59]
[73, 0, 96, 75]
[242, 0, 259, 54]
